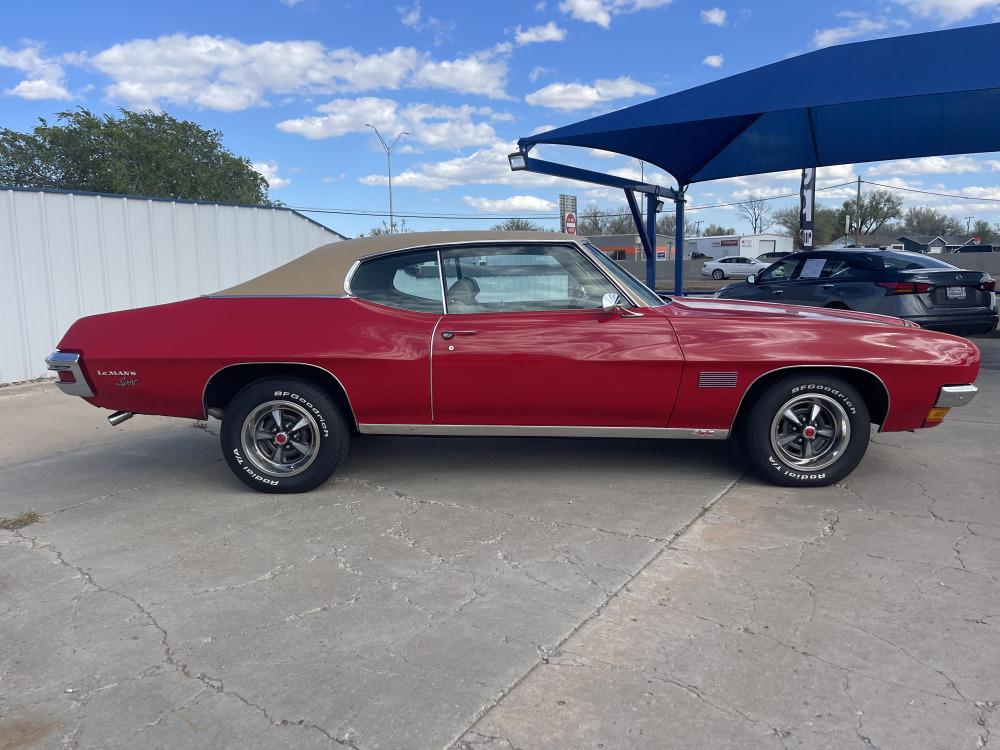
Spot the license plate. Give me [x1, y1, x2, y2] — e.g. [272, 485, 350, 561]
[946, 286, 967, 300]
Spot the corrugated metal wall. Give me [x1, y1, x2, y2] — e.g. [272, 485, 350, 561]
[1, 188, 343, 383]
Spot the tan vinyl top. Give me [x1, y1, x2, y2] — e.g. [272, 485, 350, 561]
[213, 230, 580, 296]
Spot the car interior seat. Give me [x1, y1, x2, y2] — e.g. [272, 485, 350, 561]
[446, 277, 481, 313]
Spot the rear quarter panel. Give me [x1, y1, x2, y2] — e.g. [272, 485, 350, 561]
[58, 296, 438, 423]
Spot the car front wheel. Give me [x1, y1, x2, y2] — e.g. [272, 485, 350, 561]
[712, 269, 725, 280]
[738, 374, 870, 486]
[221, 377, 349, 493]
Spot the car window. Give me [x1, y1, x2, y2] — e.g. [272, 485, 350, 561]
[349, 250, 442, 313]
[440, 244, 618, 314]
[757, 257, 802, 283]
[874, 252, 957, 271]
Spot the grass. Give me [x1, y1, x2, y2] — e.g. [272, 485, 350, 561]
[0, 511, 40, 530]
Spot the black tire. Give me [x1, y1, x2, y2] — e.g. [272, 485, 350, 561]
[221, 377, 348, 493]
[738, 374, 870, 487]
[712, 269, 725, 280]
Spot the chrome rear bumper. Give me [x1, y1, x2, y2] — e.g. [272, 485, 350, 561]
[45, 351, 94, 397]
[935, 384, 977, 408]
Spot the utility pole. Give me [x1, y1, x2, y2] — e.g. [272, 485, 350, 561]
[365, 124, 408, 233]
[855, 175, 862, 246]
[692, 220, 703, 237]
[965, 216, 974, 234]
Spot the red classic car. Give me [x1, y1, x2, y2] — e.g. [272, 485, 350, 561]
[47, 231, 980, 493]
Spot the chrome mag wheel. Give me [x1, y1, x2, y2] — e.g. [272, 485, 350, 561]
[769, 393, 851, 472]
[240, 400, 321, 477]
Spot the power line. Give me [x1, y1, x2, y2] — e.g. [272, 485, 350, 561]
[285, 181, 858, 223]
[862, 179, 1000, 203]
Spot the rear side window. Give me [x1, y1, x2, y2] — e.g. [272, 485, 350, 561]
[349, 251, 442, 313]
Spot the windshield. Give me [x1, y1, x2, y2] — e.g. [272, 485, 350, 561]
[582, 242, 665, 307]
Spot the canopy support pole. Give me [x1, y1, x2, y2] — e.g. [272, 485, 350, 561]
[623, 189, 656, 288]
[646, 193, 658, 290]
[674, 187, 686, 297]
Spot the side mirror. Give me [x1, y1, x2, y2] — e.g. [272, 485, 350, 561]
[602, 292, 622, 311]
[746, 274, 756, 285]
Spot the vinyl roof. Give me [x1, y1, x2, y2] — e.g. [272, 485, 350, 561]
[213, 230, 580, 296]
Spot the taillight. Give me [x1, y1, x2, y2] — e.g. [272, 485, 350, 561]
[58, 371, 77, 384]
[876, 281, 933, 295]
[979, 278, 996, 292]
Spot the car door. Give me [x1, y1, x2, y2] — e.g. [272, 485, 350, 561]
[430, 242, 684, 428]
[344, 249, 444, 424]
[753, 256, 806, 302]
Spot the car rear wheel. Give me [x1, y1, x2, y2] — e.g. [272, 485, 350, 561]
[221, 377, 348, 493]
[712, 269, 725, 280]
[738, 374, 870, 486]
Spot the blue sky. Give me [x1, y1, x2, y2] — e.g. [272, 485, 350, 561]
[4, 0, 1000, 237]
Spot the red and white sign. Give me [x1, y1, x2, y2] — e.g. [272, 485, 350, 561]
[564, 211, 576, 235]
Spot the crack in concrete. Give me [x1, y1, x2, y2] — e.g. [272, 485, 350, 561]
[333, 476, 671, 544]
[446, 473, 746, 750]
[8, 530, 358, 748]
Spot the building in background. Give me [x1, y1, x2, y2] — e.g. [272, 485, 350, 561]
[688, 233, 794, 260]
[585, 233, 676, 260]
[896, 234, 984, 254]
[1, 187, 344, 383]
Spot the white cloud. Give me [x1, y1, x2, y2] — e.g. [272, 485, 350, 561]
[399, 2, 422, 26]
[894, 0, 1000, 22]
[529, 65, 549, 82]
[588, 148, 621, 159]
[700, 7, 726, 25]
[515, 22, 567, 44]
[0, 44, 71, 100]
[525, 75, 655, 110]
[87, 34, 509, 111]
[277, 97, 507, 150]
[397, 2, 453, 44]
[463, 195, 557, 212]
[813, 12, 888, 48]
[252, 160, 291, 189]
[702, 54, 724, 68]
[410, 44, 510, 98]
[867, 156, 989, 177]
[359, 141, 575, 191]
[558, 0, 672, 28]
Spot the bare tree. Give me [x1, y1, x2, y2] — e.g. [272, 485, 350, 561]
[737, 197, 773, 234]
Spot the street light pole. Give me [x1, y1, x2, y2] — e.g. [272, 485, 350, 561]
[365, 125, 408, 233]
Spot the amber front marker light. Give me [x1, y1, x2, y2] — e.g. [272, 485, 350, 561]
[923, 407, 951, 426]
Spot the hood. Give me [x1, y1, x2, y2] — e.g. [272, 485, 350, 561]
[670, 296, 914, 327]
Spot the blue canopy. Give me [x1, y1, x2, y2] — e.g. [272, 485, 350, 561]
[519, 23, 1000, 185]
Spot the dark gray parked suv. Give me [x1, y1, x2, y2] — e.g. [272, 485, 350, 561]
[716, 249, 998, 335]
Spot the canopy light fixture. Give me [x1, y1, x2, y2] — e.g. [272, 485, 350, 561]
[508, 152, 527, 171]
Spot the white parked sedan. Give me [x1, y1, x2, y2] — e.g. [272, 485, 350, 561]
[701, 256, 769, 280]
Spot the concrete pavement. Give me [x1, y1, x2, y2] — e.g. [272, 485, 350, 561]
[1, 337, 997, 749]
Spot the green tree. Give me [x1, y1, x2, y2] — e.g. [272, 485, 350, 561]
[834, 189, 903, 236]
[900, 207, 965, 237]
[700, 223, 737, 237]
[491, 217, 544, 231]
[0, 108, 278, 206]
[970, 219, 995, 243]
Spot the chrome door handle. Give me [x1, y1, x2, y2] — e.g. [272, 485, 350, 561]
[441, 330, 477, 339]
[772, 289, 784, 295]
[821, 283, 834, 289]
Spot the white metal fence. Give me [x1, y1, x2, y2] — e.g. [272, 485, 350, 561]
[1, 188, 344, 383]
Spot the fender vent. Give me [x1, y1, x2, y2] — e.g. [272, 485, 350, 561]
[699, 371, 738, 388]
